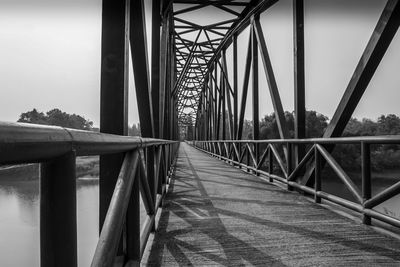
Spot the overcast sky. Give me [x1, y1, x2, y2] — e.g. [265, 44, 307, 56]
[0, 0, 398, 127]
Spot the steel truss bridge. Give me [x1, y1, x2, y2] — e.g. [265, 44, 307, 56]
[1, 0, 400, 266]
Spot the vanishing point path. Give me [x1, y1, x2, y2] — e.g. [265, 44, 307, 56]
[144, 143, 400, 266]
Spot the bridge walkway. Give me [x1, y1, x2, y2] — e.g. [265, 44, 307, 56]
[143, 143, 400, 266]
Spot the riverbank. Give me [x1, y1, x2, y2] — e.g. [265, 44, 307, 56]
[0, 156, 99, 182]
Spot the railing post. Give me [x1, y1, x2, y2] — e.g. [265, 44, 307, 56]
[362, 142, 372, 225]
[238, 142, 242, 169]
[255, 143, 260, 176]
[146, 146, 157, 231]
[246, 143, 251, 172]
[314, 146, 321, 203]
[156, 146, 163, 200]
[268, 146, 273, 183]
[40, 151, 77, 267]
[287, 143, 293, 191]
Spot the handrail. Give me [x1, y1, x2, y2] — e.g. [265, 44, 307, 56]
[194, 135, 400, 144]
[193, 136, 400, 230]
[0, 122, 175, 164]
[0, 121, 180, 266]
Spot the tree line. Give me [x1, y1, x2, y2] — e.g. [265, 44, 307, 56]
[18, 108, 399, 171]
[18, 108, 141, 136]
[240, 111, 400, 171]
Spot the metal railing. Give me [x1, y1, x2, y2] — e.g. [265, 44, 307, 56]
[0, 122, 179, 267]
[193, 136, 400, 229]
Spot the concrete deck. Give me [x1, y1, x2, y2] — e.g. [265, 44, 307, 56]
[144, 143, 400, 266]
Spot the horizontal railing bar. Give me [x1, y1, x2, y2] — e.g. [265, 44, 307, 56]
[364, 209, 400, 228]
[194, 135, 400, 144]
[316, 191, 363, 213]
[287, 182, 315, 195]
[257, 169, 287, 184]
[0, 122, 177, 164]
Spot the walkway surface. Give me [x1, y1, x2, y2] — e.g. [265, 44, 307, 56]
[144, 143, 400, 266]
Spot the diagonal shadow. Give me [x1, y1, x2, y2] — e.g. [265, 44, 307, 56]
[147, 144, 287, 266]
[147, 143, 400, 266]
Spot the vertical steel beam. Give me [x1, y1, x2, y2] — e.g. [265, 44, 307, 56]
[40, 152, 77, 267]
[233, 34, 238, 139]
[222, 51, 234, 139]
[169, 21, 176, 140]
[159, 13, 169, 139]
[100, 0, 129, 238]
[152, 0, 161, 138]
[130, 0, 154, 138]
[251, 23, 259, 141]
[209, 75, 215, 139]
[214, 65, 219, 139]
[221, 64, 226, 140]
[251, 22, 259, 165]
[293, 0, 305, 163]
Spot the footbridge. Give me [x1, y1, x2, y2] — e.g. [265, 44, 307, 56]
[1, 0, 400, 266]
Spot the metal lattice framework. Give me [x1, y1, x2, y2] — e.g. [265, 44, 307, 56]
[1, 1, 399, 266]
[173, 0, 400, 150]
[172, 0, 252, 124]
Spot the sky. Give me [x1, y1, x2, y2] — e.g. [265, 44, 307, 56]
[0, 0, 399, 127]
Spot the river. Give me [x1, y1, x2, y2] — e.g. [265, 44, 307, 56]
[0, 174, 399, 266]
[0, 179, 99, 267]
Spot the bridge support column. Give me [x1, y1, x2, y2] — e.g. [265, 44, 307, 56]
[40, 151, 77, 267]
[99, 0, 130, 256]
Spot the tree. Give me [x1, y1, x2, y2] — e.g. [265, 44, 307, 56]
[306, 111, 328, 138]
[259, 110, 327, 139]
[128, 123, 141, 136]
[18, 108, 47, 124]
[377, 114, 400, 135]
[18, 108, 93, 130]
[241, 119, 253, 140]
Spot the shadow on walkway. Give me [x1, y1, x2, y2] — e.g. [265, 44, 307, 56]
[144, 143, 400, 266]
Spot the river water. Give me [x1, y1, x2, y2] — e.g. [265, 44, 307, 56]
[0, 175, 399, 266]
[0, 179, 99, 267]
